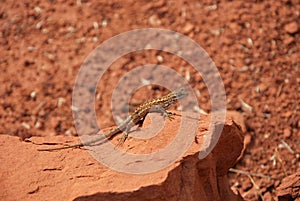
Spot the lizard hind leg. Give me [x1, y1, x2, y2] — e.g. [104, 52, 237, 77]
[115, 126, 130, 149]
[115, 132, 128, 148]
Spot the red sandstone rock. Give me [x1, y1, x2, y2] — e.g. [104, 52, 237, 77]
[0, 112, 245, 201]
[277, 172, 300, 201]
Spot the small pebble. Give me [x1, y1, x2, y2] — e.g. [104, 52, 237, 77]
[262, 191, 273, 201]
[241, 179, 252, 191]
[283, 128, 291, 138]
[284, 21, 298, 34]
[183, 23, 194, 34]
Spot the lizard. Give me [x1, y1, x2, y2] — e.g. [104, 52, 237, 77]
[37, 88, 188, 151]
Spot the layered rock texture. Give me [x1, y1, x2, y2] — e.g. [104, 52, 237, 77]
[0, 112, 245, 201]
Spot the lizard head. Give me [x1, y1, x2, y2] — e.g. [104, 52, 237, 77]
[172, 88, 189, 100]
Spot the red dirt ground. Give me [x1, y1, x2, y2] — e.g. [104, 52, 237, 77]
[0, 1, 299, 200]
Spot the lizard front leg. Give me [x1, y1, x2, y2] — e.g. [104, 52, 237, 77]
[150, 105, 177, 120]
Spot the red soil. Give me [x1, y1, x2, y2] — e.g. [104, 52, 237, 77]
[0, 1, 299, 200]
